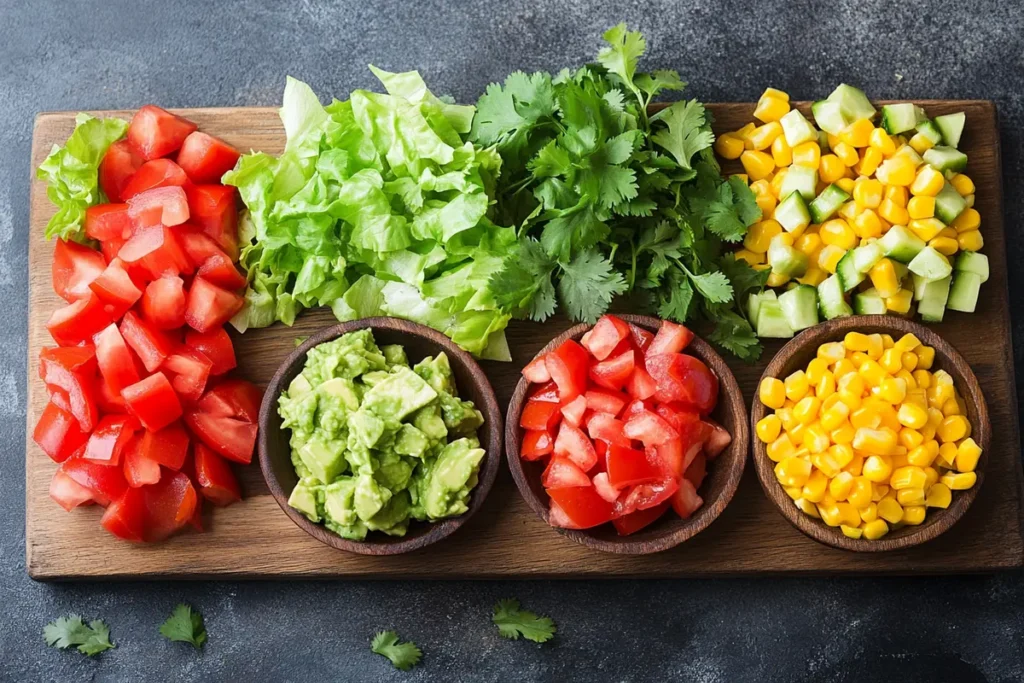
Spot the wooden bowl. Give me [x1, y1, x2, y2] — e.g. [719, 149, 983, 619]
[751, 315, 990, 552]
[505, 314, 749, 554]
[258, 317, 503, 555]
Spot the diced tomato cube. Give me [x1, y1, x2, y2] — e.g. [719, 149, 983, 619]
[629, 323, 654, 352]
[519, 399, 561, 432]
[162, 347, 213, 402]
[544, 339, 588, 402]
[520, 429, 554, 460]
[647, 320, 695, 356]
[623, 410, 679, 447]
[591, 471, 621, 503]
[702, 419, 732, 459]
[61, 449, 129, 507]
[548, 499, 582, 529]
[197, 252, 247, 290]
[553, 421, 598, 471]
[560, 395, 587, 427]
[194, 443, 242, 506]
[581, 314, 630, 361]
[127, 185, 190, 229]
[184, 411, 257, 464]
[184, 277, 244, 333]
[33, 401, 90, 463]
[684, 452, 707, 490]
[541, 455, 591, 489]
[176, 132, 241, 184]
[85, 203, 133, 242]
[100, 487, 147, 541]
[584, 388, 628, 417]
[120, 310, 176, 372]
[119, 226, 191, 280]
[127, 105, 198, 161]
[47, 294, 112, 347]
[50, 468, 98, 512]
[141, 275, 187, 330]
[196, 379, 262, 423]
[52, 238, 106, 302]
[123, 436, 162, 487]
[546, 485, 617, 529]
[670, 478, 704, 519]
[140, 470, 199, 542]
[612, 500, 670, 536]
[39, 347, 99, 432]
[588, 349, 635, 391]
[625, 366, 657, 400]
[616, 478, 679, 516]
[184, 327, 236, 376]
[185, 185, 238, 258]
[99, 140, 144, 202]
[585, 412, 632, 447]
[89, 258, 142, 317]
[121, 158, 191, 199]
[83, 414, 140, 465]
[94, 323, 141, 395]
[646, 353, 719, 414]
[176, 226, 226, 268]
[527, 380, 560, 403]
[138, 421, 190, 470]
[622, 399, 652, 419]
[606, 444, 663, 488]
[521, 355, 551, 384]
[122, 372, 183, 431]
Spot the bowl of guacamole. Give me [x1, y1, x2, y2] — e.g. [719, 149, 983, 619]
[258, 318, 502, 554]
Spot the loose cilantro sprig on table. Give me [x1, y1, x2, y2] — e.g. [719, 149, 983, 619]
[43, 615, 115, 657]
[159, 604, 207, 650]
[473, 24, 767, 360]
[491, 599, 557, 643]
[371, 631, 422, 671]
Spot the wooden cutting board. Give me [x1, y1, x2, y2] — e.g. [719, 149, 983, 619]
[25, 101, 1024, 579]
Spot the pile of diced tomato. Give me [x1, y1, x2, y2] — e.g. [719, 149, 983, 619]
[518, 315, 732, 536]
[34, 105, 262, 543]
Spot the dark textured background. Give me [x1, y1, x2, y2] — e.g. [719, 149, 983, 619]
[3, 1, 1023, 681]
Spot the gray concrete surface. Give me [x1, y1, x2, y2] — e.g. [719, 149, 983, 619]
[2, 1, 1024, 681]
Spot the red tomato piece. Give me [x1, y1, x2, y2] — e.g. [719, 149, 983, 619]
[47, 294, 112, 347]
[184, 327, 236, 376]
[138, 421, 190, 470]
[581, 315, 630, 361]
[121, 158, 190, 199]
[520, 429, 554, 460]
[194, 443, 242, 506]
[541, 455, 591, 489]
[587, 412, 633, 447]
[127, 105, 198, 161]
[651, 439, 697, 479]
[616, 478, 680, 516]
[629, 323, 654, 352]
[50, 468, 97, 511]
[184, 277, 244, 333]
[141, 470, 199, 542]
[197, 379, 263, 423]
[552, 421, 598, 472]
[120, 310, 176, 372]
[654, 403, 698, 435]
[520, 398, 561, 432]
[83, 414, 140, 465]
[100, 234, 128, 264]
[127, 185, 190, 229]
[197, 252, 246, 290]
[100, 487, 147, 541]
[97, 378, 129, 414]
[646, 353, 719, 415]
[546, 485, 617, 529]
[521, 355, 551, 384]
[703, 419, 732, 459]
[527, 380, 560, 403]
[119, 226, 179, 268]
[177, 131, 241, 184]
[176, 226, 226, 267]
[623, 410, 679, 447]
[61, 449, 129, 507]
[39, 347, 99, 432]
[184, 411, 257, 464]
[622, 399, 652, 419]
[670, 478, 704, 519]
[33, 401, 90, 463]
[99, 140, 143, 202]
[162, 348, 213, 402]
[544, 339, 588, 402]
[588, 349, 635, 391]
[52, 238, 105, 302]
[123, 436, 162, 487]
[85, 203, 133, 242]
[89, 258, 142, 317]
[584, 388, 628, 417]
[606, 444, 663, 488]
[141, 275, 187, 330]
[625, 366, 657, 400]
[591, 471, 621, 503]
[122, 372, 183, 431]
[185, 185, 238, 258]
[548, 499, 582, 529]
[612, 500, 670, 536]
[684, 452, 707, 490]
[560, 395, 587, 427]
[647, 320, 695, 356]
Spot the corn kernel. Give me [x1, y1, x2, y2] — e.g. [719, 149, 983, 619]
[818, 400, 849, 431]
[910, 165, 945, 196]
[820, 219, 858, 250]
[844, 477, 871, 508]
[923, 482, 952, 509]
[766, 434, 796, 463]
[937, 415, 969, 443]
[839, 118, 873, 148]
[941, 471, 977, 490]
[818, 501, 843, 527]
[876, 198, 909, 226]
[955, 438, 982, 472]
[776, 456, 813, 488]
[788, 422, 808, 444]
[890, 465, 927, 490]
[885, 289, 914, 315]
[852, 178, 882, 209]
[896, 485, 926, 506]
[840, 524, 863, 539]
[750, 122, 784, 151]
[813, 452, 843, 479]
[908, 132, 935, 154]
[877, 496, 904, 523]
[877, 156, 917, 186]
[744, 219, 783, 253]
[906, 195, 934, 220]
[734, 249, 764, 266]
[862, 519, 890, 539]
[899, 428, 925, 451]
[851, 209, 882, 239]
[958, 230, 984, 252]
[796, 497, 821, 518]
[928, 236, 959, 257]
[714, 134, 745, 160]
[947, 173, 974, 196]
[965, 193, 975, 207]
[830, 422, 856, 445]
[784, 486, 803, 501]
[754, 95, 791, 123]
[877, 347, 900, 374]
[853, 427, 897, 456]
[872, 484, 890, 502]
[755, 191, 778, 217]
[832, 141, 859, 167]
[771, 134, 793, 167]
[877, 377, 908, 405]
[869, 259, 901, 298]
[915, 345, 935, 370]
[791, 141, 821, 170]
[912, 370, 932, 389]
[940, 397, 961, 418]
[796, 233, 823, 259]
[793, 396, 820, 425]
[884, 186, 908, 207]
[894, 403, 928, 430]
[828, 471, 855, 500]
[815, 342, 843, 364]
[907, 443, 936, 468]
[798, 470, 827, 504]
[862, 454, 892, 483]
[834, 358, 857, 380]
[756, 414, 782, 443]
[816, 154, 844, 184]
[759, 377, 786, 409]
[901, 505, 927, 525]
[908, 218, 945, 242]
[785, 370, 810, 402]
[778, 407, 798, 433]
[803, 424, 831, 454]
[854, 147, 883, 177]
[814, 244, 845, 274]
[741, 150, 775, 181]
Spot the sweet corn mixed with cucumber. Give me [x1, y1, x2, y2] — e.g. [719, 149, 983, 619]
[756, 331, 981, 540]
[715, 84, 989, 339]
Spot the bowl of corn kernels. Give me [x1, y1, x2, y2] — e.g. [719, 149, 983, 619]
[751, 315, 989, 551]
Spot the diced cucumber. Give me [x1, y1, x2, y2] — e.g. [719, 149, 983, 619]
[908, 246, 953, 282]
[912, 273, 929, 301]
[780, 165, 819, 200]
[934, 112, 966, 148]
[817, 274, 853, 320]
[881, 103, 923, 134]
[768, 234, 809, 277]
[878, 224, 926, 263]
[916, 120, 944, 146]
[775, 191, 812, 233]
[933, 181, 968, 224]
[852, 243, 885, 274]
[853, 288, 887, 315]
[818, 129, 830, 152]
[922, 146, 969, 173]
[947, 272, 982, 313]
[747, 290, 776, 325]
[826, 84, 877, 122]
[811, 100, 849, 136]
[917, 276, 952, 322]
[954, 251, 990, 283]
[892, 144, 924, 167]
[756, 298, 795, 338]
[835, 250, 865, 292]
[809, 184, 851, 224]
[892, 260, 909, 283]
[778, 284, 820, 331]
[780, 109, 818, 147]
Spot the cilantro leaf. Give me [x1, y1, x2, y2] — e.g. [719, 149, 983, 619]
[657, 271, 694, 322]
[597, 23, 646, 95]
[634, 69, 686, 101]
[159, 604, 207, 650]
[707, 308, 763, 362]
[471, 71, 557, 148]
[558, 249, 628, 323]
[719, 253, 769, 300]
[688, 270, 733, 304]
[490, 239, 558, 321]
[540, 202, 608, 262]
[371, 631, 422, 671]
[492, 599, 557, 643]
[44, 615, 115, 657]
[650, 100, 716, 170]
[727, 175, 762, 226]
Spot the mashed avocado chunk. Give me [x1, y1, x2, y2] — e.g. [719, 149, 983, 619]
[281, 329, 485, 539]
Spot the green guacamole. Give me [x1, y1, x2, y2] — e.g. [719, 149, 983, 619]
[278, 329, 486, 540]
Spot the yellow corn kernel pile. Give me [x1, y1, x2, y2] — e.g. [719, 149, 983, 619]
[756, 331, 981, 540]
[722, 88, 981, 298]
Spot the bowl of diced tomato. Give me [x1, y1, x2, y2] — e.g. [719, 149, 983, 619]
[506, 314, 749, 554]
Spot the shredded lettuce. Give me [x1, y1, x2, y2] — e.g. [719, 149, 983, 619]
[224, 71, 512, 359]
[37, 113, 129, 241]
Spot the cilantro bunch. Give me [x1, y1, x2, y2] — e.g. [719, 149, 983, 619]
[472, 24, 767, 360]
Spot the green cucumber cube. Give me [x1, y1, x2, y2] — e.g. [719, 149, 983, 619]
[853, 288, 887, 315]
[778, 285, 819, 331]
[933, 181, 968, 224]
[878, 224, 926, 263]
[934, 112, 966, 148]
[908, 246, 953, 282]
[947, 271, 982, 313]
[809, 184, 851, 224]
[922, 146, 968, 173]
[954, 252, 989, 283]
[780, 165, 818, 200]
[881, 103, 923, 135]
[757, 298, 795, 338]
[811, 100, 849, 136]
[775, 191, 812, 233]
[780, 109, 818, 147]
[826, 84, 877, 122]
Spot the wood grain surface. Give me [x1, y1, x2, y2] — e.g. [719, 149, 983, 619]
[25, 101, 1024, 579]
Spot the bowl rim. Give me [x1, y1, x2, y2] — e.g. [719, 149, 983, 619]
[257, 316, 503, 556]
[505, 314, 749, 554]
[750, 314, 990, 552]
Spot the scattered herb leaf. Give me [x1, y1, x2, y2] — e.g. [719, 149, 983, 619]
[44, 615, 115, 657]
[159, 604, 207, 650]
[371, 631, 422, 671]
[492, 599, 557, 643]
